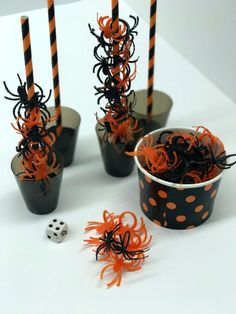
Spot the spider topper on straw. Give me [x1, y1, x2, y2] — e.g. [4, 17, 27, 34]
[4, 16, 59, 181]
[84, 210, 152, 288]
[89, 10, 141, 144]
[4, 74, 59, 181]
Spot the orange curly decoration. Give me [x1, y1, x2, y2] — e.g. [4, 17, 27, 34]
[84, 210, 152, 288]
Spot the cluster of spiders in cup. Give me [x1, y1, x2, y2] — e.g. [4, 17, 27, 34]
[127, 126, 236, 184]
[85, 210, 151, 288]
[4, 75, 59, 181]
[89, 15, 142, 144]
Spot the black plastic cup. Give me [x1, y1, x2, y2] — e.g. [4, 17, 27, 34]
[96, 123, 143, 177]
[11, 152, 63, 215]
[47, 106, 81, 167]
[132, 90, 173, 135]
[134, 128, 223, 230]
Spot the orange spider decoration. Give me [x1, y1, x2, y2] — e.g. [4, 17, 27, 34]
[97, 110, 141, 144]
[195, 125, 224, 155]
[126, 135, 167, 172]
[100, 254, 143, 288]
[97, 15, 127, 41]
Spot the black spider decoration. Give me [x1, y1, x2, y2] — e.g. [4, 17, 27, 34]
[95, 225, 149, 261]
[16, 120, 54, 160]
[95, 224, 121, 260]
[209, 150, 236, 170]
[4, 74, 51, 121]
[111, 230, 149, 261]
[94, 84, 121, 106]
[93, 46, 125, 84]
[88, 24, 113, 52]
[96, 109, 113, 141]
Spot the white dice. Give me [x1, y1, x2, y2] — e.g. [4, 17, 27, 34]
[46, 218, 68, 243]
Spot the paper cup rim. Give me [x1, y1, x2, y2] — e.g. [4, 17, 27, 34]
[134, 127, 223, 189]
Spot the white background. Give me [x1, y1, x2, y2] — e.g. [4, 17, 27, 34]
[0, 0, 236, 314]
[0, 0, 236, 102]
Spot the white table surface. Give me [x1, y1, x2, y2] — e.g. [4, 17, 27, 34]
[0, 1, 236, 314]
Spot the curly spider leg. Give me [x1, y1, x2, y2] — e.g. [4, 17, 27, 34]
[3, 82, 20, 99]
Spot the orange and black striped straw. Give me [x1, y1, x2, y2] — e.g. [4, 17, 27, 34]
[111, 0, 120, 81]
[112, 0, 119, 33]
[147, 0, 157, 122]
[21, 16, 35, 100]
[47, 0, 62, 136]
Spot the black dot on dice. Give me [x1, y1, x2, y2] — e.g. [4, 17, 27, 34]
[60, 222, 64, 225]
[53, 219, 57, 222]
[56, 227, 60, 230]
[47, 235, 51, 239]
[49, 224, 53, 228]
[54, 233, 57, 237]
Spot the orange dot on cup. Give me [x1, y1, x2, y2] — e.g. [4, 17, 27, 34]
[195, 205, 204, 213]
[142, 203, 148, 212]
[158, 190, 168, 199]
[185, 195, 196, 203]
[139, 179, 144, 189]
[145, 175, 152, 183]
[149, 198, 157, 206]
[204, 184, 213, 191]
[153, 219, 161, 226]
[202, 211, 209, 219]
[176, 215, 186, 222]
[166, 202, 176, 210]
[211, 190, 217, 198]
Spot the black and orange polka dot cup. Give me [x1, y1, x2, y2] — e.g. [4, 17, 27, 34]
[134, 128, 223, 230]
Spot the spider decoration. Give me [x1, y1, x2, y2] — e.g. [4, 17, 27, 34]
[96, 16, 127, 47]
[109, 116, 141, 145]
[95, 226, 148, 261]
[122, 15, 139, 43]
[111, 230, 149, 261]
[4, 74, 51, 121]
[94, 82, 121, 106]
[16, 120, 55, 161]
[20, 148, 59, 181]
[96, 109, 114, 142]
[90, 14, 140, 144]
[100, 254, 143, 288]
[95, 75, 133, 113]
[127, 128, 236, 184]
[88, 24, 113, 52]
[85, 210, 151, 288]
[93, 46, 126, 84]
[4, 74, 60, 181]
[95, 224, 121, 260]
[97, 109, 141, 145]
